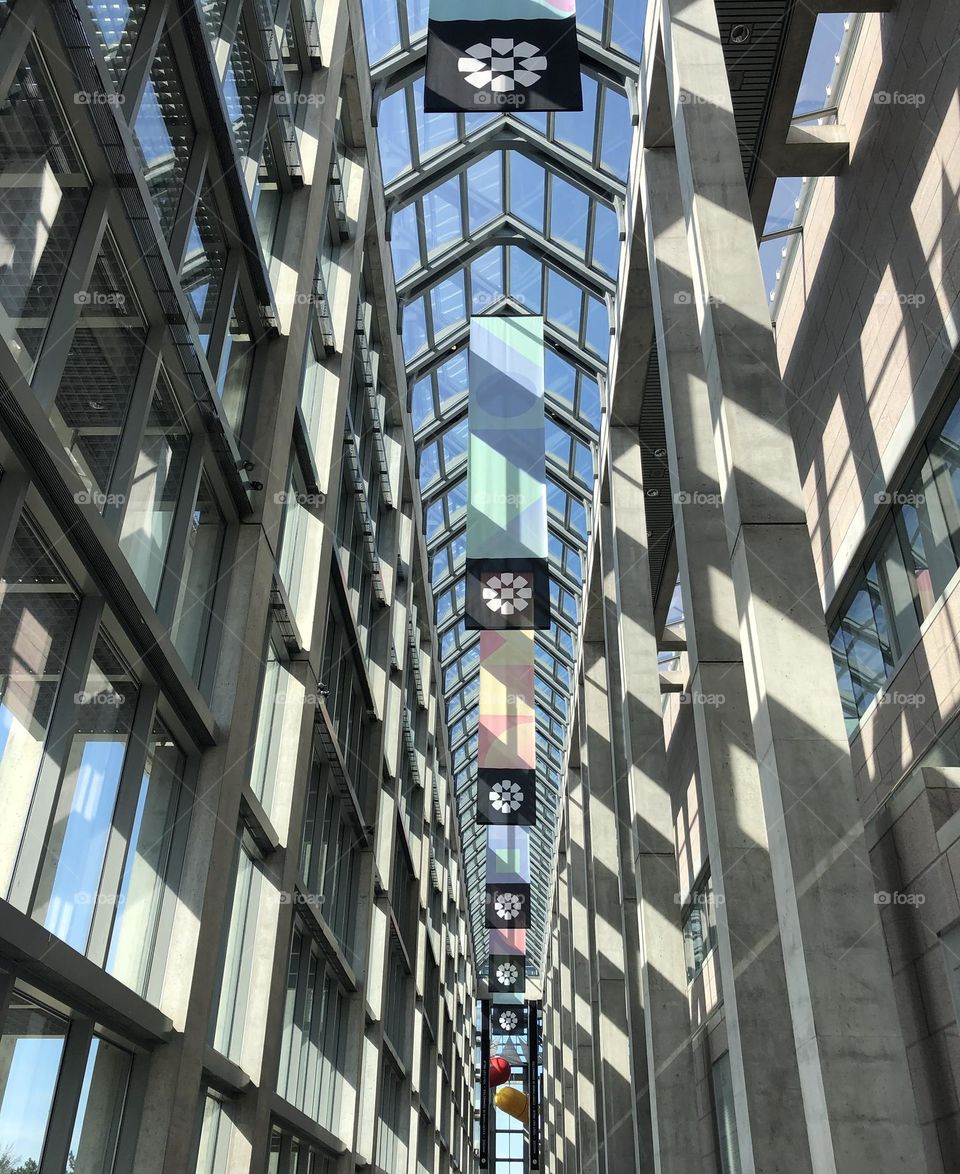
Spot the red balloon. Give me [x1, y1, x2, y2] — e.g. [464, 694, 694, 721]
[489, 1056, 511, 1087]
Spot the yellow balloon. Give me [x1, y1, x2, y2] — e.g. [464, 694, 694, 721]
[494, 1085, 530, 1124]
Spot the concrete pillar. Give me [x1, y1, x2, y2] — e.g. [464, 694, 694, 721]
[581, 636, 641, 1174]
[602, 438, 700, 1174]
[566, 765, 601, 1174]
[642, 0, 923, 1168]
[556, 846, 579, 1174]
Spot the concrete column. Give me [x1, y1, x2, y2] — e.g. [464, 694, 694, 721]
[556, 846, 579, 1174]
[602, 438, 700, 1174]
[581, 636, 641, 1174]
[566, 765, 600, 1174]
[645, 0, 923, 1167]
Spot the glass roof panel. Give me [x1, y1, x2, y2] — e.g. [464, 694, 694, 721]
[362, 0, 644, 969]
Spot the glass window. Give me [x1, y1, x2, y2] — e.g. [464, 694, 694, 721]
[833, 563, 895, 719]
[171, 472, 226, 682]
[32, 632, 139, 954]
[223, 23, 259, 159]
[216, 296, 255, 435]
[254, 139, 283, 264]
[278, 459, 315, 617]
[213, 837, 263, 1063]
[300, 337, 326, 460]
[181, 179, 227, 350]
[84, 0, 146, 88]
[250, 639, 285, 816]
[682, 871, 718, 982]
[133, 33, 195, 240]
[0, 514, 81, 897]
[67, 1035, 132, 1173]
[119, 374, 191, 604]
[195, 1092, 234, 1174]
[0, 43, 90, 372]
[52, 233, 147, 509]
[105, 719, 187, 996]
[898, 455, 958, 617]
[0, 992, 68, 1167]
[712, 1052, 743, 1174]
[278, 923, 348, 1130]
[300, 755, 358, 959]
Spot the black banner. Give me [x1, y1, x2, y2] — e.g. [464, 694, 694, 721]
[489, 953, 526, 993]
[466, 558, 551, 631]
[528, 1000, 541, 1169]
[480, 999, 490, 1169]
[425, 17, 583, 113]
[478, 768, 537, 826]
[491, 1002, 527, 1034]
[486, 882, 531, 929]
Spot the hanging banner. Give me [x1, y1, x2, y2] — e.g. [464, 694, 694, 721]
[424, 0, 583, 113]
[489, 953, 526, 992]
[478, 630, 537, 773]
[466, 316, 550, 631]
[486, 882, 531, 929]
[489, 927, 526, 955]
[528, 1000, 541, 1169]
[491, 1001, 527, 1035]
[478, 768, 537, 826]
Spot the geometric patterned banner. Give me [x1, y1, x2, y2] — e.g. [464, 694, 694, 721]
[424, 0, 583, 113]
[479, 630, 536, 772]
[491, 1002, 527, 1035]
[489, 954, 526, 992]
[478, 768, 537, 825]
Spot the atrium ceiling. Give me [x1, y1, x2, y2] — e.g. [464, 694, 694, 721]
[361, 0, 645, 972]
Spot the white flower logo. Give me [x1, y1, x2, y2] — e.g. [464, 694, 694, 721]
[496, 962, 520, 986]
[497, 1010, 519, 1031]
[490, 778, 524, 813]
[494, 891, 523, 921]
[482, 572, 532, 617]
[458, 39, 548, 94]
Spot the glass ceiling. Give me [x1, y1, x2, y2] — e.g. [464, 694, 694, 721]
[361, 0, 645, 972]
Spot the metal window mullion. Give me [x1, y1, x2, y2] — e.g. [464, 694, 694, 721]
[103, 324, 165, 534]
[220, 0, 247, 73]
[37, 1015, 95, 1174]
[7, 596, 103, 914]
[86, 684, 160, 967]
[30, 187, 110, 411]
[169, 133, 212, 271]
[119, 0, 170, 120]
[207, 250, 242, 388]
[155, 435, 205, 627]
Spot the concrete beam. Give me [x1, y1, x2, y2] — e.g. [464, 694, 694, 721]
[764, 124, 850, 178]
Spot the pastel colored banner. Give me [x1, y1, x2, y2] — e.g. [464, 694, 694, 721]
[486, 824, 531, 883]
[489, 927, 526, 955]
[466, 317, 548, 559]
[478, 629, 536, 772]
[424, 2, 582, 112]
